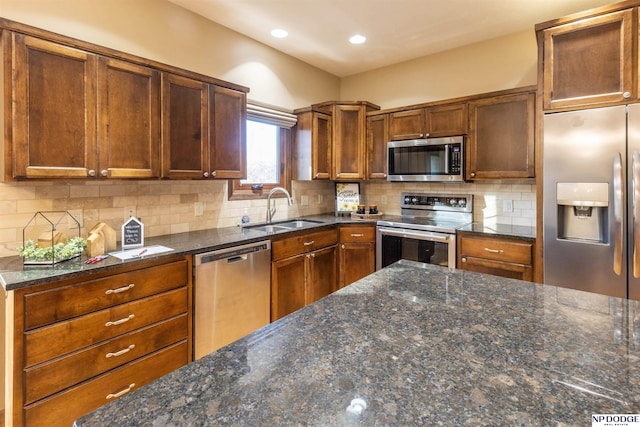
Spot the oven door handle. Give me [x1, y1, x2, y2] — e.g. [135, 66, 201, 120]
[377, 227, 452, 243]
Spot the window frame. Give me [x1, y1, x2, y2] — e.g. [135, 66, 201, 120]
[228, 125, 292, 200]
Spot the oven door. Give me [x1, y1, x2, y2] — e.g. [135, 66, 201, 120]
[376, 226, 456, 270]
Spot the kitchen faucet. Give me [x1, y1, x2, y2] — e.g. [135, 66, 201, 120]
[266, 187, 293, 223]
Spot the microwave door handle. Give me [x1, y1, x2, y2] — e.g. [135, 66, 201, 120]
[613, 152, 624, 276]
[378, 227, 451, 243]
[444, 145, 450, 174]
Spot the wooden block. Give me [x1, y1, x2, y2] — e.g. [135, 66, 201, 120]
[85, 232, 105, 257]
[37, 230, 67, 248]
[89, 222, 116, 252]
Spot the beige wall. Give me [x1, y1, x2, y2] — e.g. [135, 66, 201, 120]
[341, 29, 537, 109]
[0, 0, 340, 110]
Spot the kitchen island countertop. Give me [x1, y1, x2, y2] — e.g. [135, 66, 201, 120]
[75, 260, 640, 426]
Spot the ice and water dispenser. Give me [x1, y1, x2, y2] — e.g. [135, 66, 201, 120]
[556, 182, 609, 243]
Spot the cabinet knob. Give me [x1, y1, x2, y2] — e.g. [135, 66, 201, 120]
[341, 244, 345, 249]
[461, 257, 467, 263]
[203, 172, 209, 178]
[470, 172, 476, 178]
[101, 170, 108, 177]
[211, 171, 217, 178]
[88, 169, 96, 177]
[336, 173, 341, 177]
[624, 91, 632, 99]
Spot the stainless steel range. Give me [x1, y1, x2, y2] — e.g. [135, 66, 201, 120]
[376, 192, 473, 270]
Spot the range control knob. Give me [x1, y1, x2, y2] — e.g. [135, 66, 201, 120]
[404, 196, 411, 204]
[412, 198, 417, 204]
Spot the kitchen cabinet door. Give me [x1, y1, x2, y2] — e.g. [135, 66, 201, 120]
[294, 109, 332, 180]
[209, 85, 247, 179]
[9, 33, 98, 179]
[97, 57, 161, 178]
[332, 104, 367, 180]
[161, 73, 209, 179]
[426, 103, 467, 137]
[388, 108, 426, 141]
[271, 254, 307, 321]
[467, 91, 535, 180]
[366, 113, 389, 179]
[539, 8, 634, 111]
[338, 224, 376, 288]
[308, 245, 338, 303]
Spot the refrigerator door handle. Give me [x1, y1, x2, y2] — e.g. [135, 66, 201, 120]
[614, 152, 624, 276]
[633, 152, 640, 278]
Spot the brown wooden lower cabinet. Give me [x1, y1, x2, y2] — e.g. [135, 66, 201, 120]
[24, 341, 187, 427]
[271, 228, 338, 321]
[457, 233, 534, 282]
[338, 224, 376, 289]
[6, 256, 192, 427]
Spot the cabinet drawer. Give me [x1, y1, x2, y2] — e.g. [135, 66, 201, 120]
[339, 225, 375, 243]
[25, 287, 187, 367]
[25, 314, 187, 404]
[461, 256, 533, 282]
[272, 228, 338, 260]
[24, 258, 189, 330]
[460, 236, 532, 265]
[24, 340, 188, 427]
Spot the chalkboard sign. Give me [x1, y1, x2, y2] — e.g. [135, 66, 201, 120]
[122, 217, 144, 249]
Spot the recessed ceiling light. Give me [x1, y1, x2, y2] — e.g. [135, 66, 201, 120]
[271, 28, 288, 38]
[349, 34, 366, 45]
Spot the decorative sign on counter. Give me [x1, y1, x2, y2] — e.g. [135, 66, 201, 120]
[335, 182, 360, 213]
[122, 217, 144, 249]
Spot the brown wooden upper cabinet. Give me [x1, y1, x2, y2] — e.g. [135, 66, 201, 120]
[537, 7, 635, 111]
[98, 57, 161, 179]
[161, 73, 209, 180]
[1, 19, 249, 181]
[7, 33, 161, 179]
[208, 86, 247, 179]
[8, 33, 99, 179]
[388, 103, 467, 141]
[366, 112, 389, 180]
[161, 80, 246, 179]
[293, 108, 332, 180]
[294, 101, 379, 181]
[467, 89, 536, 180]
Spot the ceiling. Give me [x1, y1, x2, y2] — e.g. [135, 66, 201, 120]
[168, 0, 616, 77]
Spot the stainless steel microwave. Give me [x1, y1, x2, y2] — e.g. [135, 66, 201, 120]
[387, 136, 464, 182]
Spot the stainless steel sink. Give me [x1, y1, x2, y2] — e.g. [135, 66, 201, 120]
[274, 219, 324, 228]
[242, 219, 324, 234]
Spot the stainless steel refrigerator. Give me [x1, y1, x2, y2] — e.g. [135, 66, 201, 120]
[544, 104, 640, 300]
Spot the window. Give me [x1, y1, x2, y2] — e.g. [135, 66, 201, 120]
[228, 102, 296, 200]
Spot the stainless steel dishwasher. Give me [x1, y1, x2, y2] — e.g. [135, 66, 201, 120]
[194, 240, 271, 359]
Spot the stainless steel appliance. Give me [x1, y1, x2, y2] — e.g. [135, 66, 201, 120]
[543, 104, 640, 300]
[376, 192, 473, 269]
[387, 136, 464, 182]
[194, 240, 271, 359]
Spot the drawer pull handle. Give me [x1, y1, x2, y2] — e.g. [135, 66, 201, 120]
[484, 247, 504, 254]
[105, 314, 134, 327]
[303, 240, 315, 246]
[105, 284, 135, 295]
[350, 233, 364, 237]
[106, 344, 135, 358]
[106, 383, 135, 400]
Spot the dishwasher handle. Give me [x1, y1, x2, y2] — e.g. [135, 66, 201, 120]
[195, 241, 271, 265]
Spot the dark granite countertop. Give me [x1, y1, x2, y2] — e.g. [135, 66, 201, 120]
[0, 214, 378, 291]
[457, 222, 536, 240]
[75, 261, 640, 426]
